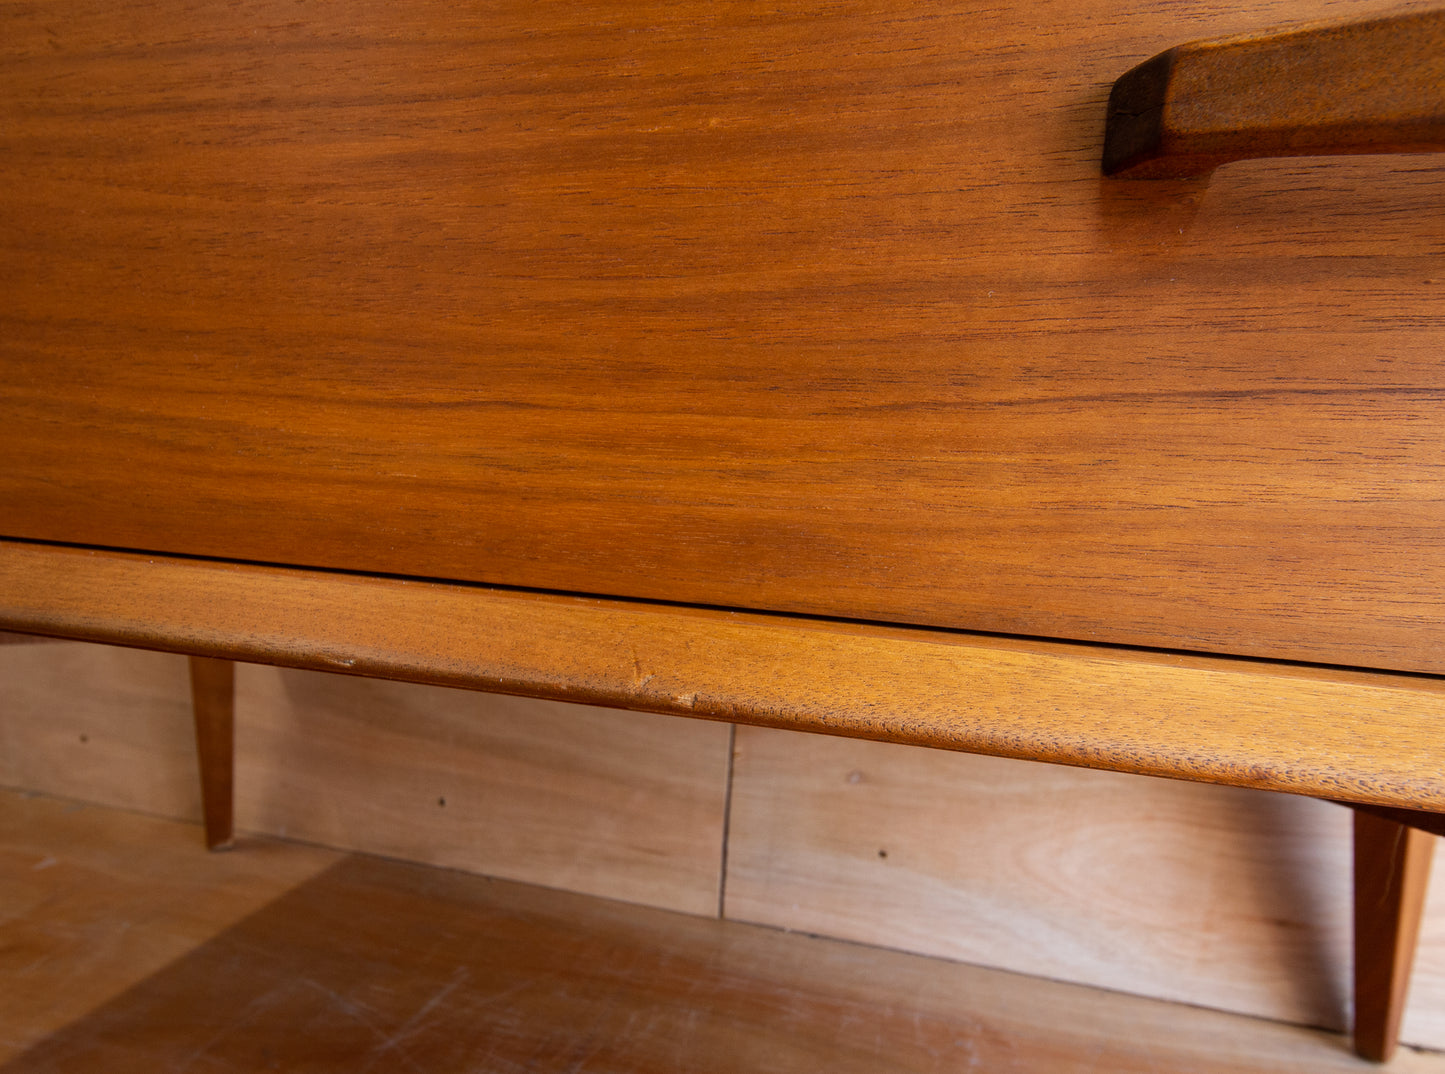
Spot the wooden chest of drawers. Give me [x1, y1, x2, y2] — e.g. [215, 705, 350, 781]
[4, 0, 1445, 668]
[2, 0, 1442, 1061]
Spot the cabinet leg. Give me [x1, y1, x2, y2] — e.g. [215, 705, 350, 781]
[188, 656, 235, 851]
[1354, 809, 1435, 1061]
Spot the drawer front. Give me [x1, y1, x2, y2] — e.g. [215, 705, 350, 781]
[1, 0, 1442, 672]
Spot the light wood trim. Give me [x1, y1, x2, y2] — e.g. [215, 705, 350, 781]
[187, 656, 235, 851]
[5, 541, 1445, 811]
[1354, 810, 1436, 1061]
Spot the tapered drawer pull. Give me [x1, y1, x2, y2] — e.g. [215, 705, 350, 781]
[1103, 6, 1445, 177]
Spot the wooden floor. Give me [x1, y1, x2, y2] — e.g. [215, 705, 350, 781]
[2, 788, 1443, 1073]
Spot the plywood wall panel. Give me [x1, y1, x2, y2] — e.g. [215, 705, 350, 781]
[0, 642, 731, 917]
[0, 642, 200, 820]
[724, 726, 1355, 1032]
[235, 666, 730, 916]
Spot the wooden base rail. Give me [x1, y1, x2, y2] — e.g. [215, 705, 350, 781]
[4, 540, 1445, 811]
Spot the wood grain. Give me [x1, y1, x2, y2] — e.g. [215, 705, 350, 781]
[724, 727, 1354, 1031]
[0, 640, 203, 820]
[188, 656, 235, 851]
[0, 789, 339, 1063]
[7, 541, 1445, 809]
[0, 638, 732, 916]
[235, 665, 731, 915]
[1, 0, 1444, 673]
[1349, 803, 1445, 840]
[1354, 810, 1437, 1060]
[1402, 851, 1445, 1050]
[9, 787, 1445, 1074]
[1105, 6, 1445, 177]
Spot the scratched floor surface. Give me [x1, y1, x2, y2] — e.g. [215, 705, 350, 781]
[2, 788, 1443, 1073]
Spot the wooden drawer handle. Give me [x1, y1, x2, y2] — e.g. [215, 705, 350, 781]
[1103, 6, 1445, 178]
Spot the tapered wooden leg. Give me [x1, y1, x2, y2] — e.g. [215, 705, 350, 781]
[188, 656, 236, 851]
[1353, 808, 1435, 1061]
